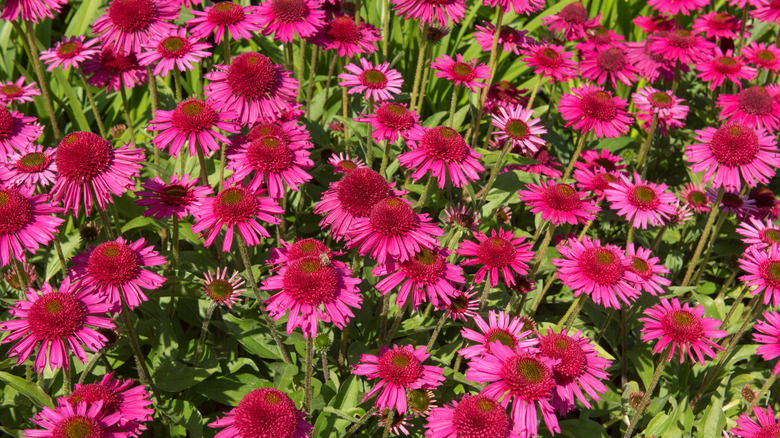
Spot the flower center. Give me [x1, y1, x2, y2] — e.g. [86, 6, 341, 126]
[28, 292, 87, 339]
[723, 192, 744, 209]
[596, 48, 626, 72]
[17, 152, 49, 172]
[248, 122, 288, 142]
[337, 159, 357, 170]
[708, 12, 734, 30]
[714, 56, 741, 74]
[539, 333, 587, 383]
[451, 62, 477, 81]
[761, 260, 780, 288]
[451, 395, 511, 438]
[0, 106, 14, 140]
[158, 36, 191, 58]
[420, 127, 469, 162]
[0, 84, 21, 98]
[587, 25, 612, 44]
[368, 198, 418, 236]
[762, 228, 780, 245]
[99, 49, 139, 73]
[56, 132, 113, 182]
[57, 41, 82, 58]
[171, 99, 219, 133]
[107, 0, 156, 32]
[476, 236, 517, 268]
[500, 354, 554, 399]
[538, 48, 563, 67]
[68, 384, 121, 415]
[628, 185, 659, 209]
[52, 416, 102, 438]
[559, 1, 588, 24]
[668, 30, 695, 48]
[246, 135, 294, 172]
[757, 49, 777, 63]
[234, 388, 298, 438]
[207, 1, 245, 25]
[687, 190, 707, 206]
[399, 249, 445, 284]
[649, 91, 674, 109]
[335, 168, 392, 218]
[86, 242, 141, 286]
[0, 188, 32, 235]
[754, 424, 780, 438]
[207, 278, 235, 301]
[708, 123, 760, 167]
[375, 103, 414, 129]
[287, 238, 330, 262]
[660, 309, 704, 343]
[327, 16, 361, 43]
[504, 119, 529, 140]
[629, 256, 652, 279]
[738, 86, 774, 115]
[407, 389, 432, 414]
[358, 69, 388, 89]
[213, 187, 257, 224]
[541, 183, 582, 212]
[578, 247, 624, 285]
[282, 257, 339, 305]
[580, 90, 617, 121]
[484, 328, 517, 350]
[160, 184, 190, 206]
[269, 0, 309, 23]
[226, 53, 278, 99]
[377, 349, 423, 386]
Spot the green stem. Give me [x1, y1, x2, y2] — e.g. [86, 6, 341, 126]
[529, 272, 558, 316]
[378, 294, 391, 342]
[426, 312, 448, 352]
[218, 142, 226, 192]
[108, 202, 123, 238]
[168, 216, 179, 318]
[173, 68, 182, 102]
[470, 9, 504, 148]
[637, 113, 658, 177]
[415, 174, 435, 211]
[321, 55, 338, 122]
[477, 141, 512, 210]
[78, 70, 107, 138]
[79, 350, 103, 384]
[118, 80, 137, 146]
[91, 184, 115, 241]
[195, 143, 210, 189]
[63, 357, 71, 396]
[525, 75, 543, 111]
[541, 80, 557, 126]
[624, 346, 672, 438]
[297, 38, 305, 102]
[416, 44, 434, 111]
[344, 407, 379, 438]
[24, 21, 62, 142]
[749, 372, 780, 410]
[285, 42, 295, 71]
[379, 140, 392, 178]
[716, 271, 741, 303]
[558, 294, 587, 329]
[120, 296, 162, 404]
[448, 85, 460, 127]
[384, 301, 408, 344]
[692, 213, 728, 285]
[476, 280, 493, 313]
[194, 301, 217, 367]
[13, 258, 29, 292]
[594, 308, 615, 343]
[305, 46, 318, 116]
[321, 351, 330, 383]
[305, 337, 313, 413]
[529, 223, 555, 279]
[561, 132, 588, 181]
[382, 0, 389, 59]
[409, 23, 430, 112]
[222, 28, 231, 63]
[682, 186, 724, 287]
[381, 410, 394, 438]
[649, 226, 667, 252]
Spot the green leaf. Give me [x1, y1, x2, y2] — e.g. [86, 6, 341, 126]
[214, 313, 282, 360]
[0, 371, 54, 409]
[151, 358, 212, 392]
[558, 419, 610, 438]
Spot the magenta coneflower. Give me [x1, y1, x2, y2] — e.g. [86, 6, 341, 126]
[626, 243, 670, 295]
[328, 152, 366, 173]
[696, 48, 757, 91]
[92, 0, 179, 55]
[148, 98, 239, 158]
[0, 279, 114, 372]
[512, 145, 564, 179]
[4, 263, 37, 290]
[430, 54, 490, 93]
[753, 0, 780, 24]
[25, 399, 123, 438]
[459, 310, 536, 359]
[626, 39, 678, 83]
[485, 80, 528, 116]
[446, 286, 479, 321]
[354, 101, 424, 143]
[443, 203, 478, 230]
[134, 173, 211, 219]
[81, 45, 147, 92]
[521, 43, 578, 82]
[538, 328, 610, 415]
[740, 244, 780, 307]
[0, 143, 56, 188]
[632, 86, 689, 133]
[732, 406, 780, 438]
[457, 229, 534, 287]
[50, 131, 144, 216]
[634, 14, 675, 33]
[465, 343, 560, 437]
[374, 247, 464, 309]
[205, 52, 298, 126]
[474, 23, 534, 55]
[576, 25, 626, 51]
[227, 121, 314, 199]
[0, 106, 41, 155]
[39, 36, 100, 71]
[686, 123, 780, 190]
[187, 1, 264, 45]
[0, 77, 39, 105]
[257, 0, 326, 42]
[553, 237, 641, 309]
[346, 197, 443, 264]
[3, 0, 67, 23]
[518, 179, 600, 225]
[202, 267, 246, 308]
[0, 185, 63, 267]
[483, 0, 544, 14]
[399, 126, 484, 188]
[639, 297, 726, 364]
[748, 186, 779, 220]
[574, 149, 626, 172]
[679, 182, 710, 213]
[648, 29, 714, 65]
[708, 186, 758, 217]
[209, 388, 313, 438]
[573, 167, 620, 201]
[70, 237, 166, 310]
[491, 105, 546, 154]
[191, 183, 283, 251]
[580, 47, 638, 88]
[744, 42, 780, 74]
[717, 86, 780, 133]
[68, 372, 154, 436]
[604, 172, 677, 229]
[753, 310, 780, 375]
[693, 11, 744, 39]
[647, 0, 709, 16]
[312, 15, 380, 57]
[264, 255, 362, 337]
[541, 1, 600, 40]
[391, 0, 466, 27]
[559, 85, 631, 138]
[353, 344, 445, 414]
[338, 58, 403, 101]
[737, 216, 780, 249]
[314, 168, 399, 240]
[425, 394, 516, 438]
[267, 237, 333, 267]
[138, 28, 212, 77]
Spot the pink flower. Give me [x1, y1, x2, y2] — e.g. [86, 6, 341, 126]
[491, 105, 546, 154]
[425, 394, 518, 438]
[639, 297, 726, 364]
[648, 0, 709, 15]
[679, 182, 710, 213]
[695, 48, 757, 90]
[474, 22, 535, 55]
[686, 123, 780, 190]
[754, 311, 780, 375]
[430, 54, 491, 93]
[338, 58, 404, 101]
[744, 42, 780, 74]
[81, 46, 148, 92]
[187, 1, 264, 45]
[708, 186, 758, 218]
[0, 144, 56, 188]
[626, 39, 678, 83]
[138, 27, 212, 77]
[25, 399, 124, 437]
[68, 372, 154, 436]
[328, 152, 366, 173]
[374, 247, 464, 310]
[1, 0, 66, 23]
[346, 197, 443, 264]
[485, 80, 529, 115]
[737, 216, 780, 249]
[0, 77, 39, 105]
[354, 101, 424, 143]
[717, 86, 780, 133]
[512, 145, 564, 179]
[482, 0, 544, 14]
[740, 244, 780, 307]
[574, 149, 626, 172]
[134, 173, 211, 220]
[202, 267, 246, 308]
[257, 0, 326, 42]
[559, 84, 631, 138]
[732, 406, 780, 438]
[399, 126, 484, 189]
[39, 36, 100, 71]
[92, 0, 179, 55]
[267, 237, 334, 268]
[0, 279, 114, 372]
[604, 172, 677, 229]
[518, 179, 600, 225]
[70, 237, 166, 310]
[541, 1, 600, 40]
[148, 98, 239, 158]
[392, 0, 466, 27]
[205, 52, 298, 126]
[580, 46, 639, 88]
[625, 243, 670, 295]
[573, 167, 621, 201]
[191, 184, 283, 252]
[575, 25, 626, 51]
[748, 186, 780, 220]
[632, 86, 689, 133]
[647, 29, 715, 65]
[457, 229, 534, 287]
[264, 255, 362, 338]
[445, 287, 480, 321]
[0, 185, 63, 267]
[693, 11, 745, 39]
[521, 43, 578, 82]
[209, 388, 313, 438]
[459, 310, 536, 359]
[553, 237, 641, 309]
[0, 106, 42, 155]
[353, 344, 445, 414]
[311, 15, 380, 57]
[753, 0, 780, 25]
[633, 14, 675, 33]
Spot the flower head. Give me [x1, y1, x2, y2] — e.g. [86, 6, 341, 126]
[647, 29, 714, 65]
[24, 399, 124, 438]
[0, 77, 39, 105]
[202, 267, 246, 308]
[1, 0, 66, 23]
[541, 1, 600, 40]
[576, 25, 626, 51]
[474, 22, 534, 55]
[626, 39, 678, 83]
[430, 54, 491, 93]
[0, 185, 63, 267]
[753, 0, 780, 25]
[491, 105, 546, 154]
[696, 48, 757, 91]
[625, 243, 670, 295]
[311, 15, 380, 57]
[134, 173, 211, 220]
[648, 0, 710, 16]
[482, 0, 544, 14]
[632, 86, 689, 133]
[338, 58, 403, 101]
[740, 245, 780, 307]
[717, 86, 780, 133]
[148, 98, 239, 158]
[81, 45, 148, 92]
[521, 43, 578, 82]
[354, 101, 424, 143]
[580, 47, 638, 88]
[753, 311, 780, 375]
[604, 172, 677, 229]
[744, 42, 780, 74]
[732, 406, 780, 438]
[748, 186, 779, 220]
[679, 182, 710, 213]
[138, 27, 212, 77]
[459, 310, 536, 359]
[0, 144, 56, 188]
[0, 106, 42, 155]
[573, 167, 620, 201]
[737, 217, 780, 249]
[328, 152, 366, 174]
[391, 0, 466, 27]
[257, 0, 326, 42]
[693, 11, 744, 39]
[187, 1, 263, 45]
[39, 36, 100, 71]
[518, 179, 600, 225]
[399, 126, 485, 188]
[457, 229, 534, 287]
[92, 0, 179, 55]
[559, 85, 631, 138]
[209, 388, 313, 438]
[445, 286, 479, 321]
[68, 372, 154, 436]
[425, 394, 517, 438]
